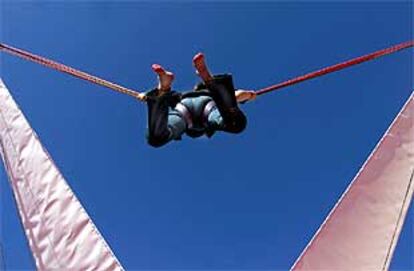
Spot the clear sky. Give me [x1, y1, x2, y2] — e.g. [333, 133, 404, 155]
[0, 1, 412, 270]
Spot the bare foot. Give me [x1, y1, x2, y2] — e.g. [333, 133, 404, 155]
[152, 64, 175, 94]
[193, 53, 213, 82]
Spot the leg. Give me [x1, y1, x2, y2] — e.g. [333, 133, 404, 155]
[193, 53, 246, 133]
[193, 53, 213, 82]
[146, 90, 172, 147]
[145, 65, 181, 147]
[145, 91, 186, 147]
[209, 75, 246, 133]
[193, 54, 246, 133]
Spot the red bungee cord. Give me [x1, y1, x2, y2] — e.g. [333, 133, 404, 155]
[0, 43, 146, 101]
[1, 40, 413, 101]
[255, 40, 414, 96]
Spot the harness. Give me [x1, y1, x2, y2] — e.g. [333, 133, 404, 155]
[175, 103, 194, 129]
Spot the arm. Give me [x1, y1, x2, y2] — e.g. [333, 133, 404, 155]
[235, 89, 257, 103]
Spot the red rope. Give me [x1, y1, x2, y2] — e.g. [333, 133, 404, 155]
[255, 40, 414, 96]
[1, 41, 412, 100]
[0, 43, 146, 101]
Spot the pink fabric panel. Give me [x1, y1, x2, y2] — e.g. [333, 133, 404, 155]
[0, 79, 124, 270]
[292, 92, 414, 271]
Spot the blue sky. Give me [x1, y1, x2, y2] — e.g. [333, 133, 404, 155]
[0, 1, 412, 270]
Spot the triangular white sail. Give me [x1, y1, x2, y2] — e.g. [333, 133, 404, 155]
[0, 79, 124, 270]
[292, 92, 414, 270]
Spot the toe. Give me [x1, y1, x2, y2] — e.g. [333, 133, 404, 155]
[152, 64, 165, 73]
[193, 53, 205, 64]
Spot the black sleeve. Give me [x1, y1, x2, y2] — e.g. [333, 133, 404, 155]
[145, 88, 182, 107]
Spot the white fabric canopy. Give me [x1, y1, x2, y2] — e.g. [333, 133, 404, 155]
[292, 92, 414, 271]
[0, 79, 124, 270]
[1, 75, 412, 270]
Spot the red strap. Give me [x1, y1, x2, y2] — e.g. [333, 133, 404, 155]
[0, 43, 146, 100]
[1, 41, 412, 100]
[256, 40, 414, 96]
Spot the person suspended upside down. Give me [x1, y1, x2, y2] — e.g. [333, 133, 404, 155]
[145, 53, 256, 147]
